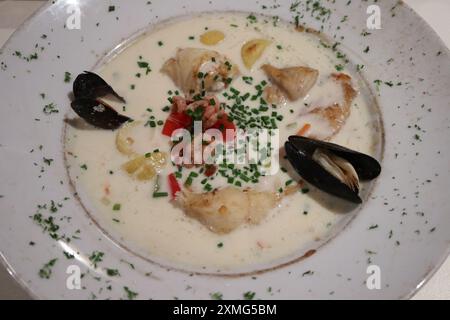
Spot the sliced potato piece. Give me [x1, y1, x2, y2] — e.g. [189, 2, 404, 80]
[116, 121, 141, 156]
[241, 39, 271, 69]
[122, 156, 145, 175]
[200, 30, 225, 46]
[136, 164, 156, 181]
[122, 152, 167, 181]
[146, 152, 167, 169]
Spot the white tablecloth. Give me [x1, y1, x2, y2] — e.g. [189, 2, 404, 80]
[0, 0, 448, 300]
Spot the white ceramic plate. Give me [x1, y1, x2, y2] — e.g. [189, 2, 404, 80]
[0, 0, 449, 300]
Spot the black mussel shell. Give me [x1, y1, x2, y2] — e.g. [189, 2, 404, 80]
[285, 136, 381, 204]
[71, 98, 131, 130]
[73, 71, 125, 102]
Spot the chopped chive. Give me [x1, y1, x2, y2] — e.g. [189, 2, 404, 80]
[185, 177, 193, 186]
[153, 192, 169, 198]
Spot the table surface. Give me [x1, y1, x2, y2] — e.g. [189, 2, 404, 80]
[0, 0, 449, 300]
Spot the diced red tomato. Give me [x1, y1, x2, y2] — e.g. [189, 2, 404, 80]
[204, 165, 217, 177]
[168, 173, 181, 199]
[162, 112, 192, 137]
[162, 97, 236, 142]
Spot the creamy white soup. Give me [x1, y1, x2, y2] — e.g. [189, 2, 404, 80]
[65, 12, 382, 273]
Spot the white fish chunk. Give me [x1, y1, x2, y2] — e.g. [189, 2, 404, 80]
[179, 187, 282, 234]
[262, 64, 319, 101]
[299, 73, 357, 140]
[161, 48, 239, 98]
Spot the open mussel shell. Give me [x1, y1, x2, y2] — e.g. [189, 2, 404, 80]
[71, 71, 132, 130]
[71, 98, 131, 130]
[73, 71, 126, 102]
[285, 136, 381, 204]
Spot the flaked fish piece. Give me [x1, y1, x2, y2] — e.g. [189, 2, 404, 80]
[261, 64, 319, 101]
[179, 187, 283, 234]
[161, 48, 239, 98]
[263, 85, 286, 105]
[298, 73, 357, 141]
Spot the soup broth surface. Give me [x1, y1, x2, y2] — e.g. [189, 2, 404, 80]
[65, 12, 381, 272]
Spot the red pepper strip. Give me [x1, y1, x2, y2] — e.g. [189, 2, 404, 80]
[162, 112, 192, 137]
[168, 173, 181, 199]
